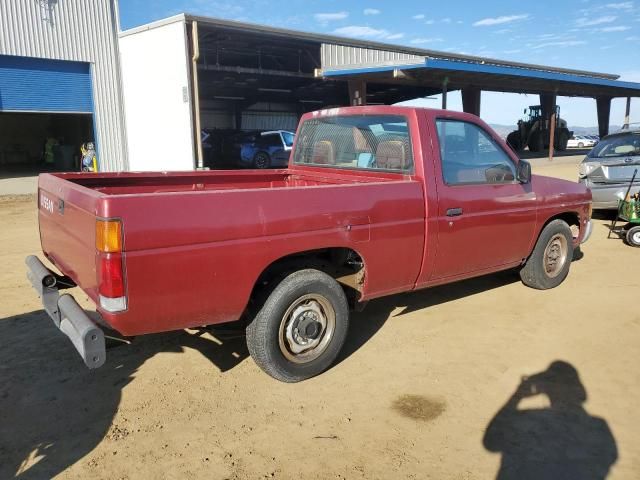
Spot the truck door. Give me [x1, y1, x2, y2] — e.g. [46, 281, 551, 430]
[430, 118, 537, 280]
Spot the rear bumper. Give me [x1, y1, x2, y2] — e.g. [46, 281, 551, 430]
[580, 179, 638, 209]
[25, 255, 106, 369]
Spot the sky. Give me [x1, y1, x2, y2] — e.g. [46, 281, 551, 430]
[119, 0, 640, 127]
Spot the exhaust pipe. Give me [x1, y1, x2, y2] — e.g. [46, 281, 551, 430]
[25, 255, 57, 289]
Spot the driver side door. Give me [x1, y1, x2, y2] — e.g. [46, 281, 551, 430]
[430, 118, 537, 280]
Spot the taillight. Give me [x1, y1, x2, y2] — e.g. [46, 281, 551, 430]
[96, 220, 122, 252]
[95, 219, 127, 312]
[98, 253, 125, 298]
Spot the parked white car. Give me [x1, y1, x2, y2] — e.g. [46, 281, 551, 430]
[567, 135, 597, 148]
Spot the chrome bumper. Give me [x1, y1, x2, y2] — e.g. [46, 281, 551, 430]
[581, 220, 593, 244]
[25, 255, 106, 369]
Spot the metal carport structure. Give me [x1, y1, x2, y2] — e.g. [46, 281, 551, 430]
[320, 55, 640, 139]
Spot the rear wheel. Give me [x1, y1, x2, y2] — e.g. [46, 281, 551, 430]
[520, 219, 574, 290]
[253, 151, 271, 169]
[528, 131, 544, 152]
[626, 226, 640, 247]
[246, 269, 349, 382]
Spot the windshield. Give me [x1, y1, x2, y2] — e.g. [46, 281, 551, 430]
[293, 114, 413, 172]
[281, 131, 295, 147]
[589, 133, 640, 158]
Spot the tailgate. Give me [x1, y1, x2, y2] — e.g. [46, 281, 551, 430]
[38, 174, 101, 300]
[593, 158, 640, 183]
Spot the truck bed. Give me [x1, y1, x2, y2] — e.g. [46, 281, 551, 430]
[58, 169, 403, 195]
[38, 169, 425, 335]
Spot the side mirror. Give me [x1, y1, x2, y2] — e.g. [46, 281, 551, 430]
[517, 160, 532, 184]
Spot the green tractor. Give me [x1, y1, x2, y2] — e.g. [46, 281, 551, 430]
[507, 105, 572, 153]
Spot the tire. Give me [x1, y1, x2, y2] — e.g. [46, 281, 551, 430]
[253, 151, 271, 169]
[506, 131, 522, 152]
[520, 219, 574, 290]
[246, 269, 350, 382]
[626, 226, 640, 247]
[556, 130, 569, 151]
[528, 131, 544, 152]
[578, 142, 584, 148]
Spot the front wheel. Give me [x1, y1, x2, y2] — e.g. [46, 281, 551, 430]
[556, 130, 569, 151]
[246, 269, 349, 382]
[520, 219, 574, 290]
[253, 151, 271, 169]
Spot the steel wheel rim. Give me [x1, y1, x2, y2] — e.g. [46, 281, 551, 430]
[278, 294, 336, 364]
[632, 230, 640, 244]
[543, 233, 568, 278]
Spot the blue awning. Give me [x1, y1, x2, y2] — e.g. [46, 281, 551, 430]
[322, 58, 640, 97]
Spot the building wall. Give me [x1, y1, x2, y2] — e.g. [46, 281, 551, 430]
[0, 0, 127, 171]
[321, 44, 423, 71]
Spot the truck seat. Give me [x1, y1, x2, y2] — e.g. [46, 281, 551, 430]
[376, 140, 407, 170]
[312, 140, 336, 165]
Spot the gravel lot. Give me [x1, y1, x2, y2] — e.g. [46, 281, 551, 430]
[1, 157, 639, 479]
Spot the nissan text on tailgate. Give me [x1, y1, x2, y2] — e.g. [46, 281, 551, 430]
[27, 106, 593, 382]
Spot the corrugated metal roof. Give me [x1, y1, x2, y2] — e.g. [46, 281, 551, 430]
[0, 0, 127, 171]
[173, 13, 619, 81]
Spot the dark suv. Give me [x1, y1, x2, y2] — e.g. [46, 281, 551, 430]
[238, 130, 295, 169]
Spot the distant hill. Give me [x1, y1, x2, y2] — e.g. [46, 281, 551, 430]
[489, 124, 622, 139]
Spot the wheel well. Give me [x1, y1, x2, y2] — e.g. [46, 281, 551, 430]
[542, 212, 581, 240]
[249, 248, 366, 310]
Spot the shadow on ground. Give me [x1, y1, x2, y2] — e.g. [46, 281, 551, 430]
[483, 361, 617, 479]
[0, 310, 247, 479]
[0, 269, 529, 478]
[337, 269, 520, 364]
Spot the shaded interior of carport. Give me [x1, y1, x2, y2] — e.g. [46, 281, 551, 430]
[188, 18, 450, 167]
[186, 16, 640, 168]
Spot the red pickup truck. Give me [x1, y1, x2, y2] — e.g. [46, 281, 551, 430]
[27, 106, 592, 382]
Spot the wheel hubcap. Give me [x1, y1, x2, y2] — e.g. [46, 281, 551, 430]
[632, 231, 640, 244]
[279, 294, 336, 364]
[543, 234, 568, 278]
[256, 155, 267, 168]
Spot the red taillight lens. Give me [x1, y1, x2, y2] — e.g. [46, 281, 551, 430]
[98, 253, 125, 298]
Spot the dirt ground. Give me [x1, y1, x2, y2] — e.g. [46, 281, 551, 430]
[1, 158, 639, 479]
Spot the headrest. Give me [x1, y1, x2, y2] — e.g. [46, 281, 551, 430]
[311, 140, 335, 165]
[376, 140, 407, 170]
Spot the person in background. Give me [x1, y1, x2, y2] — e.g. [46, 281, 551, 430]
[43, 136, 58, 167]
[80, 142, 97, 172]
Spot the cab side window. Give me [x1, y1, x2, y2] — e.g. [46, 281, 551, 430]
[436, 119, 516, 185]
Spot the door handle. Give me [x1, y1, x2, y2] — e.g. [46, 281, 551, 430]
[446, 207, 463, 217]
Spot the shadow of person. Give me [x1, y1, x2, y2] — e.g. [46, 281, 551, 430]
[483, 361, 617, 480]
[0, 310, 248, 480]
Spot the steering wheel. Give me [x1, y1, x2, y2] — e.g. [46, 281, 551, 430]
[486, 164, 511, 183]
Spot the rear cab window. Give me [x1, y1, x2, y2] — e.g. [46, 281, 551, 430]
[293, 115, 414, 173]
[435, 119, 516, 185]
